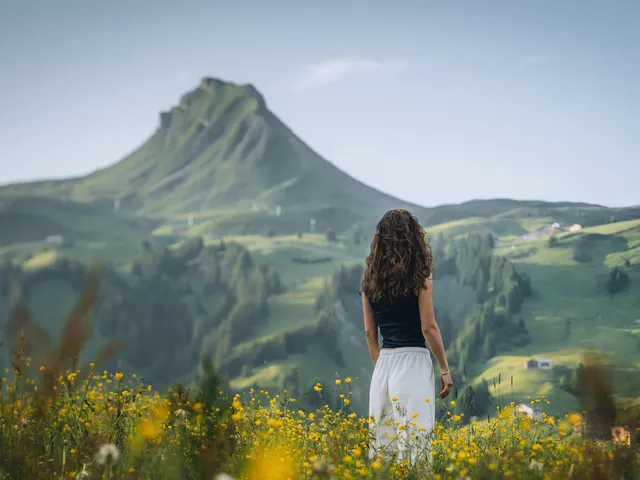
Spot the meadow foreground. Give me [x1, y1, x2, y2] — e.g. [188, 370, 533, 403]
[0, 358, 638, 480]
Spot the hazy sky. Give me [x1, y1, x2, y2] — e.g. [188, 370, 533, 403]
[1, 0, 638, 207]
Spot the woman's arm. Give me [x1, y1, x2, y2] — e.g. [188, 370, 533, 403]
[418, 275, 454, 398]
[362, 293, 380, 366]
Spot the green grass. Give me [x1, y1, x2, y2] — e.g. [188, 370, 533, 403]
[254, 278, 323, 339]
[22, 250, 60, 271]
[454, 219, 640, 414]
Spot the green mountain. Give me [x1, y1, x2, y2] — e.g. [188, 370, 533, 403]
[4, 77, 638, 235]
[1, 77, 639, 418]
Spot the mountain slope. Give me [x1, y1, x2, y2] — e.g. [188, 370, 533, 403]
[16, 78, 425, 221]
[4, 76, 637, 235]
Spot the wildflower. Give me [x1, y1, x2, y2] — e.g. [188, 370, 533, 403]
[94, 444, 120, 466]
[335, 379, 341, 385]
[425, 397, 431, 403]
[529, 461, 544, 471]
[568, 413, 582, 425]
[115, 372, 123, 381]
[392, 396, 398, 402]
[345, 377, 352, 383]
[75, 471, 90, 479]
[139, 419, 161, 439]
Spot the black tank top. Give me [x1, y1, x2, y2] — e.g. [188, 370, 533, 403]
[369, 295, 426, 349]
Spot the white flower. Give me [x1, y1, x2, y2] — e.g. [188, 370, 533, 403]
[176, 408, 186, 418]
[75, 471, 90, 479]
[94, 443, 120, 466]
[529, 460, 544, 471]
[214, 475, 234, 480]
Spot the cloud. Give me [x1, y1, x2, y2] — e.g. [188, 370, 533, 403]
[294, 58, 410, 90]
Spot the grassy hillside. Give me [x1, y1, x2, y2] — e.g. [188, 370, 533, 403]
[1, 77, 639, 419]
[0, 195, 158, 267]
[1, 196, 638, 418]
[465, 219, 640, 414]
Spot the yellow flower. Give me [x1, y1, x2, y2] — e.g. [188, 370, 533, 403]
[568, 413, 582, 425]
[335, 379, 341, 385]
[425, 397, 431, 403]
[139, 419, 160, 439]
[115, 372, 124, 381]
[450, 400, 457, 407]
[392, 396, 398, 402]
[345, 377, 352, 384]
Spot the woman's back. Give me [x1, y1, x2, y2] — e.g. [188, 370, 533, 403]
[361, 208, 453, 464]
[369, 295, 425, 349]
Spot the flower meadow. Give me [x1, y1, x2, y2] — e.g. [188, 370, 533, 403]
[1, 355, 639, 480]
[0, 268, 638, 479]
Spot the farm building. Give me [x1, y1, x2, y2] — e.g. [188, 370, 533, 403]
[44, 235, 64, 246]
[524, 358, 553, 370]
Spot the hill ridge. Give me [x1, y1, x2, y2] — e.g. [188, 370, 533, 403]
[0, 76, 638, 234]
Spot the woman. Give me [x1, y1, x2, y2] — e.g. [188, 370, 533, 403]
[361, 209, 453, 464]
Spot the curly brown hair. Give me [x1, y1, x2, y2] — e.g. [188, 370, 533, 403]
[361, 209, 434, 304]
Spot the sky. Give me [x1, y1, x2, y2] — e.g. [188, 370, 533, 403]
[0, 0, 638, 208]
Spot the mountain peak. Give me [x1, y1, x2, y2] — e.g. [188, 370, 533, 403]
[158, 77, 267, 132]
[199, 76, 266, 108]
[24, 76, 426, 226]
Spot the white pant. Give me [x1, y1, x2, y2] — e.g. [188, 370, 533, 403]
[368, 347, 436, 464]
